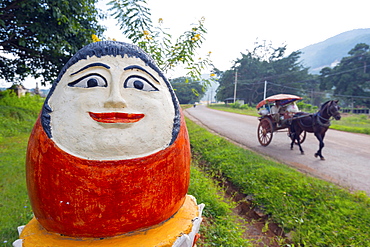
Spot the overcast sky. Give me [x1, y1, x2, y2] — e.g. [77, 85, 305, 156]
[2, 0, 369, 89]
[98, 0, 370, 78]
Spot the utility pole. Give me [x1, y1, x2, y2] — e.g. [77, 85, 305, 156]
[263, 80, 267, 100]
[233, 69, 237, 103]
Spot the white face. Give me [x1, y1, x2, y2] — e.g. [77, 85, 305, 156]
[48, 55, 176, 160]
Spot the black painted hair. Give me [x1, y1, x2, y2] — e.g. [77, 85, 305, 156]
[41, 41, 180, 146]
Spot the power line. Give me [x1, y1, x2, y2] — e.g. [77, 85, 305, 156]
[218, 63, 370, 101]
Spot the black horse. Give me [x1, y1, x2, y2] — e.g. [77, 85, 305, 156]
[289, 100, 341, 160]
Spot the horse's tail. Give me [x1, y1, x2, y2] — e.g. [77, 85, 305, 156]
[288, 119, 296, 139]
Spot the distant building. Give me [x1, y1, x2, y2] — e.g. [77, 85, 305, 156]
[8, 84, 29, 97]
[224, 97, 244, 105]
[34, 82, 40, 95]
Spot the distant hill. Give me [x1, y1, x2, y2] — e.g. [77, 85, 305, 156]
[299, 28, 370, 74]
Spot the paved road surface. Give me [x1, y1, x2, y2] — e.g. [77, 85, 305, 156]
[185, 105, 370, 195]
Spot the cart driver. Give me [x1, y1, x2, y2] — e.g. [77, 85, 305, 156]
[270, 101, 282, 123]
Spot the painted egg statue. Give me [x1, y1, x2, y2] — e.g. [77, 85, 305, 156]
[24, 41, 199, 242]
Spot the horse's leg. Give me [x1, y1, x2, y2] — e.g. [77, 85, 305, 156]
[289, 125, 295, 150]
[296, 130, 304, 155]
[314, 132, 325, 160]
[290, 122, 304, 154]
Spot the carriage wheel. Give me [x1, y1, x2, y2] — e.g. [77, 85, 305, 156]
[288, 129, 307, 144]
[257, 118, 273, 146]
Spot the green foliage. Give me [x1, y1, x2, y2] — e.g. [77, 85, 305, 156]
[296, 101, 318, 112]
[0, 91, 44, 140]
[215, 41, 314, 105]
[171, 77, 205, 104]
[0, 0, 105, 85]
[319, 43, 370, 108]
[186, 118, 370, 246]
[107, 0, 212, 81]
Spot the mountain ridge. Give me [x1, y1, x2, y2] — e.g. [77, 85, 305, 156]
[299, 28, 370, 73]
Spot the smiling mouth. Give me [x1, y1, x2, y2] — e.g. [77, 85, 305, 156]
[89, 112, 145, 123]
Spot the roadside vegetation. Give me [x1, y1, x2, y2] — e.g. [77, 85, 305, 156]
[0, 91, 42, 246]
[187, 118, 370, 246]
[0, 91, 44, 141]
[208, 102, 370, 135]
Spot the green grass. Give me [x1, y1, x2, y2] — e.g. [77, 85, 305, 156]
[208, 103, 260, 117]
[0, 135, 34, 246]
[0, 91, 44, 141]
[331, 114, 370, 134]
[186, 118, 370, 246]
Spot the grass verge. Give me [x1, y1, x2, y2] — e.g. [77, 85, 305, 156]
[208, 104, 259, 117]
[0, 134, 34, 246]
[186, 117, 370, 246]
[330, 114, 370, 134]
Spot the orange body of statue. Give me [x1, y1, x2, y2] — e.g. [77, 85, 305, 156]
[26, 112, 190, 238]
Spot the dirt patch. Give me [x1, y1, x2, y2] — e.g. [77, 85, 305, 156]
[195, 156, 288, 246]
[223, 180, 286, 247]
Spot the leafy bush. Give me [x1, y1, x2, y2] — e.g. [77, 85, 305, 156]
[296, 101, 318, 112]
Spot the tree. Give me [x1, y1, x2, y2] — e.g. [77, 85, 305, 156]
[171, 77, 205, 104]
[0, 0, 105, 85]
[215, 41, 313, 105]
[1, 0, 212, 87]
[107, 0, 212, 81]
[319, 43, 370, 107]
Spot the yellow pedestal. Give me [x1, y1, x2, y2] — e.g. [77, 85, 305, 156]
[18, 195, 203, 247]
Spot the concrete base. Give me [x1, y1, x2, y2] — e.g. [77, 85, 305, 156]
[13, 195, 204, 247]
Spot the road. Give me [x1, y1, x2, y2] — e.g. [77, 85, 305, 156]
[185, 105, 370, 195]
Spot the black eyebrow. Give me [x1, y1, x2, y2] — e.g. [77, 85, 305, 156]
[124, 65, 160, 84]
[70, 63, 111, 76]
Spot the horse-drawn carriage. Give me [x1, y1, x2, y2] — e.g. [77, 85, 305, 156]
[256, 94, 342, 160]
[256, 94, 306, 146]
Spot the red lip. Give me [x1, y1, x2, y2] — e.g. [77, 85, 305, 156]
[89, 112, 145, 123]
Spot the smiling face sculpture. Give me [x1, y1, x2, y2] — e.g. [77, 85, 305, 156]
[26, 41, 190, 237]
[45, 42, 178, 160]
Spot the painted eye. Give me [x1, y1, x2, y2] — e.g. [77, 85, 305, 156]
[68, 73, 107, 88]
[124, 76, 158, 91]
